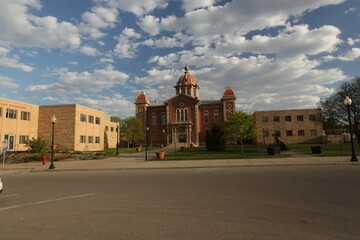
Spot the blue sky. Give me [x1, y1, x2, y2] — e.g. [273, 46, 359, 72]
[1, 0, 360, 118]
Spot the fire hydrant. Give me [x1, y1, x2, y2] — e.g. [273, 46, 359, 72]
[42, 155, 47, 165]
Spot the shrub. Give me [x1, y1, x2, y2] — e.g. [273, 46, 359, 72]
[205, 124, 226, 151]
[25, 137, 48, 153]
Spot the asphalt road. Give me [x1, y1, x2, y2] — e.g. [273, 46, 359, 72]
[0, 165, 360, 240]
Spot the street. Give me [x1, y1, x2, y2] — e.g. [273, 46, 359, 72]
[1, 165, 360, 240]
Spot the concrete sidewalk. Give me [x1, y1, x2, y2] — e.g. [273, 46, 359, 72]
[1, 149, 359, 172]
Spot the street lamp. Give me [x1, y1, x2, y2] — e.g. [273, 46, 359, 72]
[116, 122, 120, 155]
[343, 96, 358, 162]
[49, 115, 57, 169]
[162, 129, 165, 147]
[145, 127, 149, 161]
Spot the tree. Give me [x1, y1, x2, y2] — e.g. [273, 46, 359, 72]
[122, 117, 145, 147]
[205, 124, 226, 151]
[25, 137, 48, 153]
[319, 77, 360, 143]
[110, 116, 122, 123]
[223, 111, 256, 154]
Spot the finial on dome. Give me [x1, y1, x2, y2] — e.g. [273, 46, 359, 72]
[184, 64, 190, 73]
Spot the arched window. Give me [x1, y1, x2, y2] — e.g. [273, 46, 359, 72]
[176, 108, 188, 122]
[184, 108, 188, 121]
[214, 110, 219, 123]
[204, 110, 209, 124]
[152, 112, 156, 126]
[161, 112, 166, 125]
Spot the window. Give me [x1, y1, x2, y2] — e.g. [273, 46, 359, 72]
[204, 110, 209, 124]
[214, 110, 219, 123]
[0, 107, 2, 117]
[19, 135, 29, 144]
[6, 109, 17, 119]
[111, 127, 114, 132]
[285, 115, 292, 122]
[152, 112, 156, 126]
[297, 115, 304, 121]
[286, 130, 293, 136]
[298, 130, 305, 136]
[80, 114, 87, 122]
[263, 131, 269, 137]
[88, 136, 94, 143]
[310, 129, 317, 136]
[274, 131, 281, 137]
[309, 114, 317, 121]
[273, 116, 280, 122]
[88, 115, 94, 123]
[151, 130, 156, 142]
[80, 135, 86, 143]
[162, 112, 166, 125]
[176, 108, 188, 122]
[262, 116, 268, 123]
[105, 126, 109, 131]
[21, 111, 31, 121]
[95, 117, 100, 124]
[95, 136, 100, 143]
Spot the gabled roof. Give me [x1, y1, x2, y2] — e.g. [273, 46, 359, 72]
[163, 93, 200, 105]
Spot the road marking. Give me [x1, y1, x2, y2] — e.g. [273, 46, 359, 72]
[0, 193, 19, 199]
[0, 193, 95, 211]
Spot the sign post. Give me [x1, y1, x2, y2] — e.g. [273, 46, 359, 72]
[2, 140, 8, 168]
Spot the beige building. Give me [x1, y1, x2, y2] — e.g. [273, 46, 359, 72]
[0, 98, 39, 151]
[253, 109, 323, 145]
[1, 98, 118, 152]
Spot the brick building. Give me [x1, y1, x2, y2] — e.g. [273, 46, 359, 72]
[253, 109, 323, 145]
[135, 65, 236, 147]
[0, 98, 118, 152]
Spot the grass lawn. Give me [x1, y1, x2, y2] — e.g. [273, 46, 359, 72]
[152, 145, 290, 161]
[287, 143, 360, 156]
[103, 147, 158, 154]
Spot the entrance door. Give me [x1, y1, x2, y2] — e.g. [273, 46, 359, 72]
[178, 127, 187, 143]
[4, 135, 15, 150]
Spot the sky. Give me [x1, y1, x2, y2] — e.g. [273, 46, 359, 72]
[0, 0, 360, 118]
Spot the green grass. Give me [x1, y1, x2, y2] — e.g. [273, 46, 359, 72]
[103, 147, 158, 154]
[287, 143, 360, 156]
[153, 145, 289, 161]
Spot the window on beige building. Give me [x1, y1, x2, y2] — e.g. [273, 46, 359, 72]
[88, 136, 94, 143]
[80, 135, 86, 143]
[310, 129, 317, 136]
[262, 116, 268, 122]
[285, 115, 292, 121]
[309, 114, 317, 121]
[19, 135, 29, 144]
[21, 111, 31, 121]
[89, 115, 94, 123]
[111, 127, 114, 132]
[298, 130, 305, 136]
[0, 107, 2, 117]
[95, 117, 100, 124]
[286, 130, 293, 136]
[105, 126, 109, 131]
[297, 115, 304, 121]
[95, 136, 100, 143]
[274, 131, 281, 137]
[6, 109, 17, 119]
[80, 114, 87, 122]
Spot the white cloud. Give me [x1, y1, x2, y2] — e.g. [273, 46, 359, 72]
[181, 0, 219, 11]
[80, 46, 101, 56]
[337, 48, 360, 61]
[0, 47, 33, 72]
[0, 0, 80, 48]
[113, 28, 142, 58]
[25, 65, 129, 94]
[0, 76, 19, 88]
[94, 0, 168, 16]
[347, 37, 360, 46]
[345, 7, 356, 14]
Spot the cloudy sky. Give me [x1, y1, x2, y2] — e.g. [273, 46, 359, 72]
[1, 0, 359, 118]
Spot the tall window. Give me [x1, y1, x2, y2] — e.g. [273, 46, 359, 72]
[262, 116, 268, 123]
[6, 109, 17, 119]
[297, 115, 304, 121]
[176, 108, 188, 122]
[80, 114, 87, 122]
[88, 115, 94, 123]
[21, 111, 31, 121]
[162, 112, 166, 125]
[204, 110, 209, 124]
[0, 107, 2, 117]
[152, 112, 156, 126]
[19, 135, 29, 144]
[95, 117, 100, 124]
[95, 136, 100, 143]
[214, 110, 219, 123]
[80, 135, 86, 143]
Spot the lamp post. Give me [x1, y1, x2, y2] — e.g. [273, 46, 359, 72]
[343, 96, 358, 162]
[49, 115, 57, 169]
[116, 122, 120, 155]
[145, 127, 149, 161]
[162, 129, 165, 148]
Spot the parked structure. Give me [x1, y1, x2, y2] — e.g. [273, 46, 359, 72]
[253, 109, 323, 145]
[135, 65, 236, 147]
[0, 98, 118, 152]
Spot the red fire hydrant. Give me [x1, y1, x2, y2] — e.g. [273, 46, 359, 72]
[42, 155, 47, 165]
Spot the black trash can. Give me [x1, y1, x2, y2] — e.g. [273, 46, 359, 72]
[267, 147, 281, 155]
[311, 146, 323, 154]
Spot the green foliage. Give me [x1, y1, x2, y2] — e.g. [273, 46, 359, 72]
[224, 111, 256, 141]
[110, 116, 122, 123]
[25, 137, 48, 153]
[205, 124, 226, 151]
[122, 117, 145, 146]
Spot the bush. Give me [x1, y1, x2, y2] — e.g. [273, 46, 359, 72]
[205, 124, 226, 151]
[25, 137, 48, 153]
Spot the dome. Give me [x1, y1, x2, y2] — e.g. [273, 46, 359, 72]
[135, 92, 149, 104]
[177, 65, 198, 85]
[222, 87, 235, 99]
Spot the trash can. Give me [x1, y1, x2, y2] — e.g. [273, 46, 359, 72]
[267, 147, 281, 155]
[311, 146, 323, 154]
